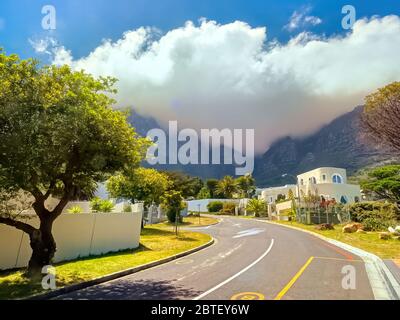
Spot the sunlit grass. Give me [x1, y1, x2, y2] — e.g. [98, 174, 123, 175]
[0, 223, 211, 300]
[273, 220, 400, 260]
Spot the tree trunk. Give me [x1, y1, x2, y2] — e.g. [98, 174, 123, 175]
[27, 219, 56, 279]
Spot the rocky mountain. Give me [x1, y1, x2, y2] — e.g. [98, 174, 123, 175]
[253, 106, 397, 187]
[129, 107, 397, 186]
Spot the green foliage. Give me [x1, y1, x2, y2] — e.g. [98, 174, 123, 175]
[123, 203, 132, 213]
[67, 206, 83, 214]
[0, 50, 149, 216]
[107, 168, 170, 207]
[360, 165, 400, 205]
[207, 201, 224, 213]
[236, 174, 256, 198]
[348, 201, 399, 231]
[206, 179, 220, 198]
[197, 187, 211, 199]
[221, 202, 237, 215]
[246, 198, 267, 217]
[216, 176, 238, 199]
[90, 197, 115, 213]
[161, 191, 185, 223]
[163, 171, 203, 199]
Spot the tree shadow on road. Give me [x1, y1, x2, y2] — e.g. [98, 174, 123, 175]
[56, 278, 202, 300]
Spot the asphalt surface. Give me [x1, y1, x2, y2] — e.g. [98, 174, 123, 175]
[56, 216, 375, 300]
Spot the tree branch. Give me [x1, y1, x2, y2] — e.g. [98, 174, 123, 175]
[0, 216, 36, 235]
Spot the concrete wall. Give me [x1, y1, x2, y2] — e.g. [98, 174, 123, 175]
[275, 200, 293, 221]
[299, 183, 361, 204]
[0, 212, 142, 271]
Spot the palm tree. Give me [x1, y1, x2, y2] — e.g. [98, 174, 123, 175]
[216, 176, 239, 199]
[236, 174, 256, 198]
[246, 198, 267, 217]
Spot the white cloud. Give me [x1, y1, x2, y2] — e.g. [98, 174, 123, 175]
[285, 6, 322, 31]
[43, 16, 400, 153]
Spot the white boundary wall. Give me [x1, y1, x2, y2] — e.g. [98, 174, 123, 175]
[0, 212, 142, 271]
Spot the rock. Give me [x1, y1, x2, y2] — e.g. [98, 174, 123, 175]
[393, 236, 400, 241]
[315, 223, 334, 231]
[388, 227, 396, 234]
[356, 229, 367, 234]
[342, 222, 363, 233]
[379, 232, 391, 240]
[395, 226, 400, 232]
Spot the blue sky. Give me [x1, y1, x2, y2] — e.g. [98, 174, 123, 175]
[1, 0, 400, 59]
[1, 1, 400, 153]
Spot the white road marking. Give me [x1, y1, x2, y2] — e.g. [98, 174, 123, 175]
[233, 228, 265, 238]
[193, 239, 275, 300]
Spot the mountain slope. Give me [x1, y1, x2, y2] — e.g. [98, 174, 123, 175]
[253, 106, 397, 187]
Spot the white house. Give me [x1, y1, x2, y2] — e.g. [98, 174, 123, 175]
[297, 167, 361, 204]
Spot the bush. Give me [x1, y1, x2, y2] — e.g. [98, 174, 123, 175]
[90, 197, 115, 213]
[67, 205, 83, 214]
[349, 201, 399, 231]
[221, 202, 236, 215]
[123, 203, 132, 213]
[166, 209, 183, 223]
[207, 201, 224, 213]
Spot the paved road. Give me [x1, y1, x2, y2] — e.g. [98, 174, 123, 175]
[56, 217, 375, 300]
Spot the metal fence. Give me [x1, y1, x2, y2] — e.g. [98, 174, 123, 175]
[296, 207, 351, 225]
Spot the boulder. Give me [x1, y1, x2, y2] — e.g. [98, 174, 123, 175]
[315, 223, 334, 231]
[342, 222, 363, 233]
[379, 232, 391, 240]
[395, 226, 400, 232]
[356, 229, 367, 234]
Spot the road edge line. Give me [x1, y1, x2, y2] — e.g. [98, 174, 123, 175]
[24, 237, 215, 301]
[261, 220, 400, 300]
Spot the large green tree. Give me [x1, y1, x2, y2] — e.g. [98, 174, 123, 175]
[107, 167, 170, 207]
[246, 198, 267, 217]
[361, 82, 400, 153]
[162, 171, 203, 199]
[360, 165, 400, 207]
[0, 51, 149, 277]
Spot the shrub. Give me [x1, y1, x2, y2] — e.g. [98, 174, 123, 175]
[90, 197, 115, 213]
[221, 202, 236, 215]
[67, 206, 83, 214]
[123, 203, 132, 213]
[348, 201, 399, 231]
[207, 201, 224, 213]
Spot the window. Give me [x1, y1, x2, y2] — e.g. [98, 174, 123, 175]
[309, 177, 317, 184]
[300, 179, 304, 185]
[340, 195, 348, 204]
[332, 174, 343, 184]
[322, 174, 326, 182]
[354, 196, 360, 203]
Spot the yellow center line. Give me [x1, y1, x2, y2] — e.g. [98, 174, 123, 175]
[274, 256, 314, 300]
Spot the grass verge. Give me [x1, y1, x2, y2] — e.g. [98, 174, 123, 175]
[0, 223, 211, 300]
[272, 220, 400, 260]
[161, 215, 219, 228]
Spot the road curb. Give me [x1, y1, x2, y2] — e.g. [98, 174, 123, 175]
[25, 237, 215, 300]
[261, 220, 400, 300]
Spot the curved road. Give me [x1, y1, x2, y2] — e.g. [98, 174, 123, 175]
[57, 217, 375, 300]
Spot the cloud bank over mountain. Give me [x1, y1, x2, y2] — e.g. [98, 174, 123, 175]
[40, 15, 400, 153]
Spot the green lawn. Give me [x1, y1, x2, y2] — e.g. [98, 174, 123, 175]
[0, 223, 211, 300]
[272, 221, 400, 260]
[161, 215, 219, 227]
